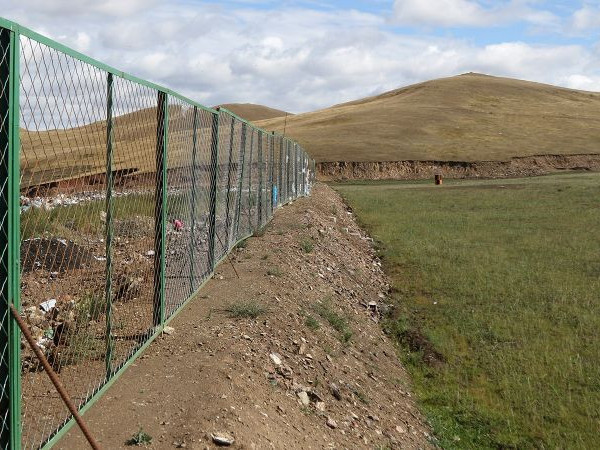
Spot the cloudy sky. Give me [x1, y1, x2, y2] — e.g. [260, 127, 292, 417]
[2, 0, 600, 112]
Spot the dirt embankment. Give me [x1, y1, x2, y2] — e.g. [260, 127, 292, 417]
[317, 154, 600, 181]
[59, 183, 432, 450]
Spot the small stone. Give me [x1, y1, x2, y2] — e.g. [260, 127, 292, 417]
[163, 326, 175, 335]
[326, 417, 338, 429]
[145, 250, 155, 257]
[396, 425, 407, 434]
[330, 383, 342, 400]
[211, 433, 234, 446]
[269, 353, 282, 366]
[297, 391, 310, 406]
[298, 342, 307, 355]
[315, 402, 326, 412]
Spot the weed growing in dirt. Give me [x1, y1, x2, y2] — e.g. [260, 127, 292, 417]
[125, 428, 152, 446]
[226, 301, 267, 319]
[300, 237, 314, 253]
[352, 388, 369, 405]
[267, 266, 283, 277]
[313, 299, 352, 343]
[304, 315, 320, 331]
[335, 173, 600, 449]
[76, 292, 106, 322]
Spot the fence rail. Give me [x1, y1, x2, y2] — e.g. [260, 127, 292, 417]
[0, 18, 315, 450]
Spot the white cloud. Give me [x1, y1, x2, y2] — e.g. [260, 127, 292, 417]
[391, 0, 559, 28]
[0, 0, 598, 114]
[571, 4, 600, 31]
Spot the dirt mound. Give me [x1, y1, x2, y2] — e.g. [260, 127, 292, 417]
[21, 238, 95, 273]
[318, 154, 600, 181]
[58, 183, 433, 449]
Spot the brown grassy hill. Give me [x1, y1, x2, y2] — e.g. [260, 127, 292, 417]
[218, 103, 290, 121]
[256, 73, 600, 162]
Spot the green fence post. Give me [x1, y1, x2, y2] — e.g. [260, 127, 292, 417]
[189, 106, 198, 296]
[224, 116, 235, 249]
[153, 91, 168, 327]
[0, 25, 22, 450]
[207, 111, 219, 271]
[234, 123, 247, 240]
[104, 72, 115, 378]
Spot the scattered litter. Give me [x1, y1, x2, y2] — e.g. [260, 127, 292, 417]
[39, 299, 56, 312]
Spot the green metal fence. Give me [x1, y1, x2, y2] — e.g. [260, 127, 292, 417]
[0, 18, 315, 450]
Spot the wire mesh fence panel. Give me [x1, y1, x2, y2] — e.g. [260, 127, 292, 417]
[230, 121, 246, 246]
[164, 97, 197, 316]
[238, 125, 252, 238]
[219, 113, 242, 252]
[247, 129, 258, 233]
[189, 108, 217, 291]
[0, 25, 12, 450]
[0, 18, 315, 449]
[213, 112, 231, 262]
[18, 35, 110, 449]
[108, 78, 159, 375]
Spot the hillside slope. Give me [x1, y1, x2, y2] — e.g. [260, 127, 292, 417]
[218, 103, 290, 121]
[256, 73, 600, 163]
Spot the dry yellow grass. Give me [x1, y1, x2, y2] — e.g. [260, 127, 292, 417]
[217, 103, 290, 121]
[256, 73, 600, 162]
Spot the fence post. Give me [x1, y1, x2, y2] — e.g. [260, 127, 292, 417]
[189, 106, 198, 296]
[278, 137, 283, 207]
[224, 116, 235, 249]
[234, 123, 247, 240]
[104, 73, 115, 377]
[0, 25, 22, 450]
[153, 91, 168, 327]
[207, 111, 219, 271]
[257, 132, 263, 227]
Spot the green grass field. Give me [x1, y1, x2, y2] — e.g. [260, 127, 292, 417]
[334, 173, 600, 449]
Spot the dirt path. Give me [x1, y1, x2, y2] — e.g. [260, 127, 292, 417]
[58, 183, 432, 449]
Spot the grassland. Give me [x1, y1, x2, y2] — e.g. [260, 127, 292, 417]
[217, 103, 290, 121]
[257, 73, 600, 163]
[334, 173, 600, 449]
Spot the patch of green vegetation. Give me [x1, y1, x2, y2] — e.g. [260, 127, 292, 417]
[299, 237, 314, 253]
[313, 299, 352, 344]
[76, 292, 106, 322]
[304, 315, 320, 331]
[267, 266, 283, 277]
[125, 428, 152, 446]
[226, 301, 267, 319]
[335, 173, 600, 449]
[352, 388, 369, 405]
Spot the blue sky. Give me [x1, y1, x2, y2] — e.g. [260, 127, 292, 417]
[1, 0, 599, 112]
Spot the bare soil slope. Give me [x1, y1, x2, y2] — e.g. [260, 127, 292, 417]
[256, 73, 600, 163]
[59, 184, 431, 449]
[218, 103, 290, 121]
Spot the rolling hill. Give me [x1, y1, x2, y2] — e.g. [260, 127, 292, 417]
[217, 103, 290, 121]
[256, 73, 600, 163]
